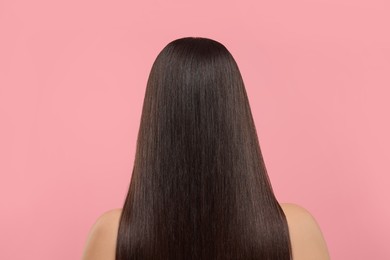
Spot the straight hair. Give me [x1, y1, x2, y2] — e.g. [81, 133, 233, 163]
[116, 37, 292, 260]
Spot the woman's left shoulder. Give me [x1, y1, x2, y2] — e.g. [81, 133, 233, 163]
[82, 208, 123, 260]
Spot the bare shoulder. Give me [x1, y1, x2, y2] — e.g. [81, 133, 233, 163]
[82, 205, 330, 260]
[280, 203, 331, 260]
[82, 208, 123, 260]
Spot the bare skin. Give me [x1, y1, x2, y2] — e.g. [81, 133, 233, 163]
[82, 203, 330, 260]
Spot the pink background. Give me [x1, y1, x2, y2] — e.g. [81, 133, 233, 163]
[1, 0, 389, 259]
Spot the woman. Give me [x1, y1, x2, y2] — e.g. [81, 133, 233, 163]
[82, 37, 330, 260]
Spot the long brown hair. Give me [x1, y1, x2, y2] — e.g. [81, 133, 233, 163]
[116, 37, 292, 260]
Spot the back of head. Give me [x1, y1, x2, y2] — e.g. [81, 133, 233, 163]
[116, 37, 292, 260]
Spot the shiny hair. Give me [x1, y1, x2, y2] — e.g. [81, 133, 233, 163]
[116, 37, 292, 260]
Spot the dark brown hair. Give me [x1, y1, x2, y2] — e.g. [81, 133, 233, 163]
[116, 37, 292, 260]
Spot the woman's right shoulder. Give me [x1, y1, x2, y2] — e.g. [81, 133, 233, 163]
[280, 203, 331, 260]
